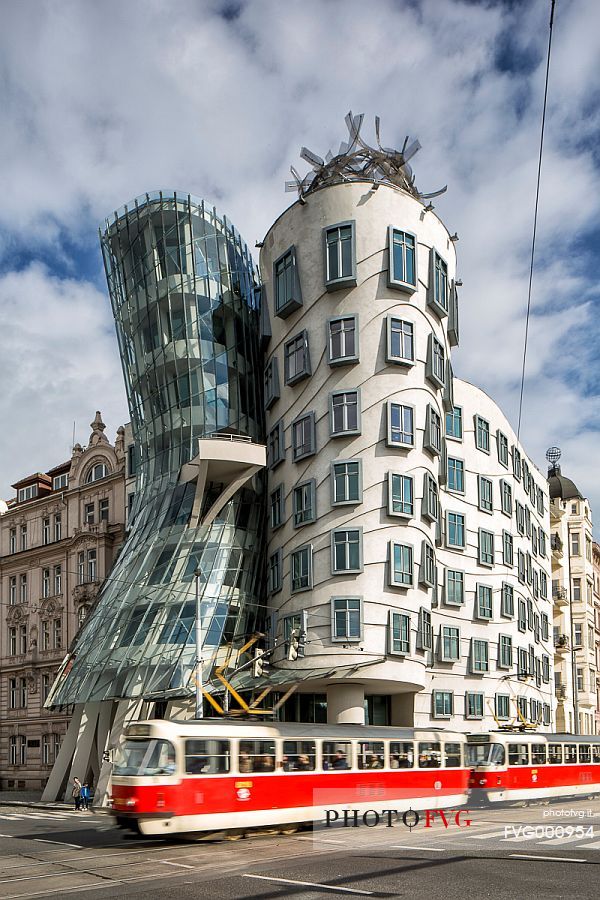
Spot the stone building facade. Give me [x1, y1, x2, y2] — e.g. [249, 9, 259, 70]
[260, 175, 554, 731]
[548, 464, 598, 734]
[0, 413, 127, 790]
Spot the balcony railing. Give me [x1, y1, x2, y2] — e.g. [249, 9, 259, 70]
[554, 634, 569, 651]
[556, 684, 567, 700]
[551, 534, 563, 553]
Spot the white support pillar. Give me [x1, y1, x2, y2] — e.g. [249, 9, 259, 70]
[94, 698, 146, 808]
[327, 683, 365, 724]
[41, 704, 84, 801]
[65, 702, 102, 801]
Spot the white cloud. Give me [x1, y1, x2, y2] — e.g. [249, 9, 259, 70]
[0, 0, 599, 525]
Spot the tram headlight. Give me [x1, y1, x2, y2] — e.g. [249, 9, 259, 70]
[124, 797, 138, 808]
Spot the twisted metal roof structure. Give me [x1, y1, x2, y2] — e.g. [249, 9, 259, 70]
[285, 111, 447, 202]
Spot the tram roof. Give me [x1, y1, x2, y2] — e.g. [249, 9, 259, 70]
[127, 720, 467, 741]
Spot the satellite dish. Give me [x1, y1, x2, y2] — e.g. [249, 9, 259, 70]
[546, 447, 561, 465]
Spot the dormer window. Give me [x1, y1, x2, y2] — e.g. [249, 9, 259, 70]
[17, 485, 38, 503]
[86, 463, 108, 484]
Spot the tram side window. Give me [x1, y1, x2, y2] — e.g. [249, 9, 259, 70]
[185, 739, 230, 775]
[578, 744, 591, 764]
[358, 741, 384, 769]
[390, 742, 414, 768]
[593, 745, 600, 764]
[323, 741, 353, 770]
[548, 744, 563, 764]
[239, 740, 276, 773]
[444, 743, 462, 768]
[418, 742, 441, 768]
[531, 745, 547, 765]
[508, 744, 530, 766]
[564, 744, 577, 764]
[282, 741, 316, 771]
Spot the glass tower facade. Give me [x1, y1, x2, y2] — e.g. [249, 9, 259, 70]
[48, 192, 265, 706]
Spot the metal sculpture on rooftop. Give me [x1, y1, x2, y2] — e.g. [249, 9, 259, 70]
[285, 111, 448, 202]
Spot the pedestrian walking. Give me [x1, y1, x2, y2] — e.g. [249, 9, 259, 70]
[72, 776, 82, 811]
[81, 782, 91, 810]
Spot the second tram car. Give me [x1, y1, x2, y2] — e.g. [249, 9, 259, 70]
[467, 732, 600, 804]
[110, 719, 471, 835]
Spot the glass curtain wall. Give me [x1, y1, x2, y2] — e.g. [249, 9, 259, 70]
[47, 192, 265, 706]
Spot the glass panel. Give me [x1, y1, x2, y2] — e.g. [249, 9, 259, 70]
[322, 741, 352, 770]
[282, 741, 316, 771]
[418, 742, 441, 768]
[548, 744, 563, 764]
[185, 739, 230, 774]
[113, 739, 176, 776]
[239, 740, 276, 773]
[389, 742, 414, 768]
[357, 742, 384, 769]
[508, 744, 530, 766]
[445, 743, 462, 767]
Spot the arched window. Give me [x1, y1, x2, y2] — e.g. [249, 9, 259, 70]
[86, 463, 108, 484]
[78, 605, 89, 627]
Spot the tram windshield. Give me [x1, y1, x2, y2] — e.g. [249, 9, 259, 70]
[466, 742, 505, 767]
[113, 738, 176, 776]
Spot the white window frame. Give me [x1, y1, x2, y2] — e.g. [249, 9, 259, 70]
[291, 545, 313, 593]
[386, 316, 415, 365]
[389, 610, 410, 655]
[387, 226, 417, 291]
[387, 402, 414, 448]
[432, 690, 453, 719]
[440, 625, 460, 662]
[331, 596, 362, 642]
[476, 583, 493, 620]
[428, 250, 449, 317]
[331, 459, 362, 506]
[292, 480, 316, 528]
[328, 315, 359, 365]
[331, 528, 363, 574]
[291, 412, 316, 462]
[324, 221, 356, 290]
[446, 511, 465, 549]
[330, 390, 361, 436]
[389, 541, 414, 588]
[387, 471, 414, 518]
[445, 568, 465, 606]
[274, 245, 302, 317]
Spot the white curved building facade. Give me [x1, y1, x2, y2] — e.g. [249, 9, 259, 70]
[260, 176, 553, 731]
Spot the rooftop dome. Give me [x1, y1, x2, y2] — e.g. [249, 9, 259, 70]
[547, 464, 583, 501]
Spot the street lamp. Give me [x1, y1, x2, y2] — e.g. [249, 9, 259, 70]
[194, 568, 203, 720]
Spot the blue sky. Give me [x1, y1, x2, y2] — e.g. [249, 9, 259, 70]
[0, 0, 599, 526]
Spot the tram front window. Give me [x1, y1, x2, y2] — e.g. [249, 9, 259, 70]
[113, 739, 176, 776]
[466, 743, 505, 767]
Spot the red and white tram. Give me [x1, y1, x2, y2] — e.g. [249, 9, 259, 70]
[110, 719, 471, 835]
[467, 732, 600, 804]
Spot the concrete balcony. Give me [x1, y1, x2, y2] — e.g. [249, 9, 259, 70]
[554, 634, 570, 653]
[552, 586, 569, 608]
[180, 433, 267, 529]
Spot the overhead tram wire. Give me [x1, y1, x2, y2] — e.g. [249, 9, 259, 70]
[517, 0, 556, 440]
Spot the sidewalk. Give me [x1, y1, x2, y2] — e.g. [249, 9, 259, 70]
[0, 790, 72, 810]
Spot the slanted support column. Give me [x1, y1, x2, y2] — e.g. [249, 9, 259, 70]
[41, 704, 84, 801]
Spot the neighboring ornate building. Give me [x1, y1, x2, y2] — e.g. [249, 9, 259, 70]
[548, 460, 598, 734]
[592, 541, 600, 734]
[0, 413, 127, 790]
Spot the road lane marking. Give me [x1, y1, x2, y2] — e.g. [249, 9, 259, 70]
[243, 874, 373, 894]
[510, 854, 586, 863]
[297, 836, 346, 844]
[391, 845, 445, 852]
[465, 830, 509, 840]
[34, 839, 82, 848]
[159, 860, 195, 869]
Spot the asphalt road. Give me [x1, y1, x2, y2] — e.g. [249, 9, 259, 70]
[1, 798, 600, 898]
